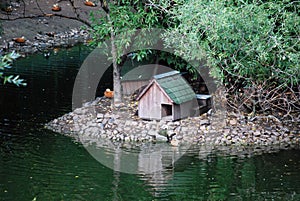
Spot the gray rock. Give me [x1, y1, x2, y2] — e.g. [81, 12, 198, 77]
[254, 130, 261, 136]
[97, 113, 104, 119]
[155, 133, 167, 142]
[124, 136, 130, 142]
[147, 129, 157, 136]
[131, 121, 138, 126]
[199, 125, 206, 130]
[124, 127, 131, 131]
[200, 119, 210, 125]
[181, 127, 190, 132]
[229, 119, 237, 125]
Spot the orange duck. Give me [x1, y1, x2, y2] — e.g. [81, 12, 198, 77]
[104, 89, 114, 98]
[13, 36, 26, 43]
[53, 47, 60, 55]
[84, 0, 97, 7]
[52, 4, 61, 12]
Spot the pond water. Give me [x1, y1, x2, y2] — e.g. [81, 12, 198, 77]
[0, 46, 299, 201]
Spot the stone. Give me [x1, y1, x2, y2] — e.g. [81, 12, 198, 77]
[176, 135, 183, 140]
[147, 130, 157, 136]
[108, 117, 115, 124]
[97, 113, 104, 119]
[199, 125, 206, 130]
[229, 119, 238, 125]
[155, 133, 167, 142]
[282, 127, 290, 133]
[145, 124, 151, 129]
[254, 130, 261, 136]
[104, 124, 111, 129]
[223, 128, 230, 135]
[124, 120, 132, 126]
[124, 127, 131, 131]
[174, 126, 181, 133]
[131, 121, 139, 126]
[102, 118, 108, 125]
[200, 119, 210, 125]
[231, 129, 238, 135]
[181, 127, 190, 133]
[124, 136, 130, 142]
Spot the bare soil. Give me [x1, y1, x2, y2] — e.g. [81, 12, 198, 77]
[0, 0, 102, 44]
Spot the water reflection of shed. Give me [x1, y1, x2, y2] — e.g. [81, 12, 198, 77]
[136, 71, 197, 121]
[85, 138, 185, 174]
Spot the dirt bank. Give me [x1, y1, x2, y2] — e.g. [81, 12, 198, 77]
[0, 0, 103, 53]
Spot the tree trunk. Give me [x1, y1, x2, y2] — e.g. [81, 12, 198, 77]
[107, 12, 122, 105]
[111, 36, 122, 105]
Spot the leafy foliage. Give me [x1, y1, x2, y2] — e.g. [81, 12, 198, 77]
[162, 0, 299, 116]
[89, 0, 167, 61]
[89, 1, 198, 76]
[0, 51, 26, 86]
[163, 0, 300, 87]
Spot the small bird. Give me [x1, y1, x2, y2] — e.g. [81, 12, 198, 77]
[167, 133, 176, 143]
[44, 51, 50, 59]
[13, 36, 26, 43]
[85, 38, 93, 44]
[158, 126, 177, 143]
[5, 6, 13, 13]
[84, 0, 97, 7]
[52, 4, 61, 12]
[162, 131, 179, 146]
[104, 88, 114, 98]
[53, 47, 60, 55]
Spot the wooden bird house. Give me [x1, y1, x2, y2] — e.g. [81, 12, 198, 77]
[136, 71, 197, 121]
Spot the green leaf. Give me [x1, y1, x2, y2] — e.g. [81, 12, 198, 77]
[1, 52, 26, 87]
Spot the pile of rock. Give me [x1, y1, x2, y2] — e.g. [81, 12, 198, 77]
[46, 96, 300, 150]
[196, 114, 299, 147]
[46, 96, 194, 143]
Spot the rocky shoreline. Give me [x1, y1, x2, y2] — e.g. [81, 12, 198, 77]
[46, 95, 300, 155]
[0, 26, 90, 55]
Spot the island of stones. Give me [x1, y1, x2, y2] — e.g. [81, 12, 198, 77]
[46, 70, 299, 155]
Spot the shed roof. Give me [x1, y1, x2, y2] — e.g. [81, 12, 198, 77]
[121, 65, 172, 81]
[137, 71, 196, 104]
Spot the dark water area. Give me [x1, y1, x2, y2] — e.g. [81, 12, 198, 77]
[0, 46, 300, 201]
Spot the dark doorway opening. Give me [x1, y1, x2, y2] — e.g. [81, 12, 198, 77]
[161, 104, 172, 117]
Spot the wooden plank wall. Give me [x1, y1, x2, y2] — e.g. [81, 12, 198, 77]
[138, 83, 172, 120]
[122, 80, 149, 95]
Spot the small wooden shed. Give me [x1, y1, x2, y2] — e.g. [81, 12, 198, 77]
[121, 65, 172, 95]
[136, 71, 197, 121]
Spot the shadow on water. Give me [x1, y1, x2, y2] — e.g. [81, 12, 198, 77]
[0, 45, 300, 200]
